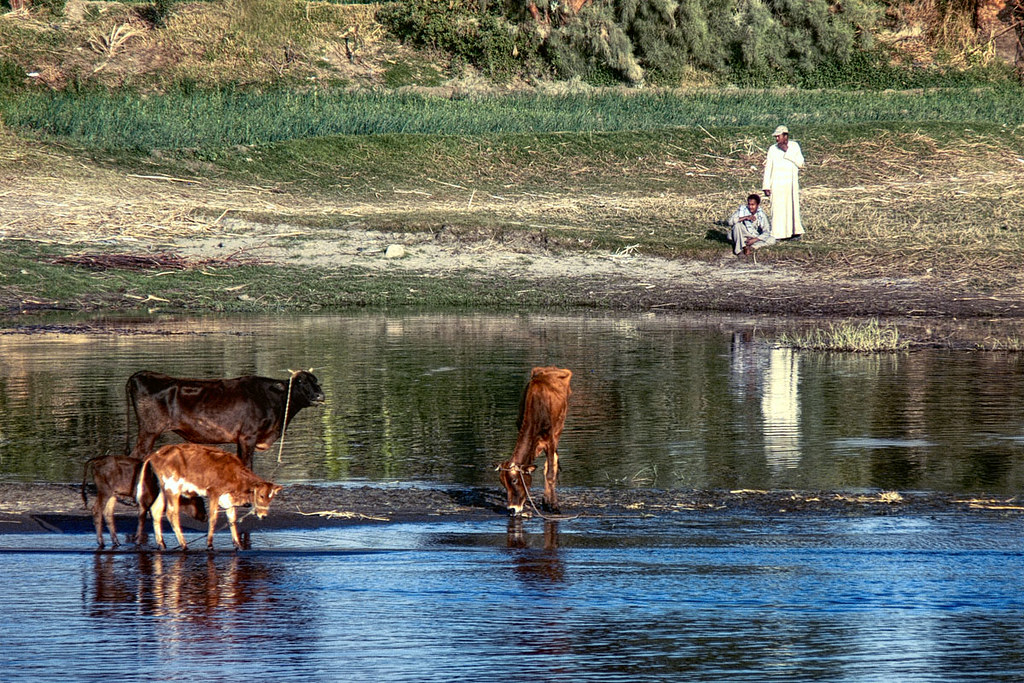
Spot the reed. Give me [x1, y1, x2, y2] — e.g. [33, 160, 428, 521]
[2, 86, 1022, 151]
[778, 319, 910, 352]
[983, 337, 1024, 352]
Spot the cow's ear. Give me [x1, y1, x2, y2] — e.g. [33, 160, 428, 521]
[270, 484, 283, 498]
[525, 465, 537, 474]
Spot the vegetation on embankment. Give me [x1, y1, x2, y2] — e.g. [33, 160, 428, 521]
[0, 240, 600, 312]
[4, 86, 1024, 150]
[0, 1, 1022, 322]
[1, 112, 1021, 317]
[0, 0, 1018, 92]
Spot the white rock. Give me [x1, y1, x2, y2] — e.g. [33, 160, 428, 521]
[384, 244, 406, 259]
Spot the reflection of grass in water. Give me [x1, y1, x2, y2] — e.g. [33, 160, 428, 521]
[779, 319, 909, 352]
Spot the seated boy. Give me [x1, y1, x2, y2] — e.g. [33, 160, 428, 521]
[727, 193, 775, 256]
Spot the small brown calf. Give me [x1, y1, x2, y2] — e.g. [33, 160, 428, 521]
[497, 366, 572, 516]
[82, 455, 207, 549]
[139, 443, 282, 551]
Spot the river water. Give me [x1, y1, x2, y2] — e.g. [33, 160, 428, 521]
[2, 515, 1024, 681]
[2, 312, 1024, 680]
[1, 312, 1023, 492]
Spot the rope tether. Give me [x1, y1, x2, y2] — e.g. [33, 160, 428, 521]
[496, 462, 580, 521]
[277, 370, 299, 464]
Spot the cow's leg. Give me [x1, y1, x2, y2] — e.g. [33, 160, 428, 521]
[151, 491, 167, 550]
[134, 506, 149, 546]
[166, 494, 188, 551]
[237, 436, 257, 470]
[225, 505, 242, 550]
[206, 499, 220, 550]
[103, 495, 121, 548]
[134, 470, 155, 545]
[92, 495, 107, 549]
[543, 446, 560, 513]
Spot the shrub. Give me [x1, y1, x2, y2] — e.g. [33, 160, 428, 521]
[0, 58, 26, 95]
[153, 0, 185, 28]
[545, 5, 644, 84]
[378, 0, 540, 81]
[362, 0, 1016, 87]
[33, 0, 67, 16]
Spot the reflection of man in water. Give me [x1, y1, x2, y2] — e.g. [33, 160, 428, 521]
[761, 347, 801, 471]
[727, 193, 775, 256]
[728, 332, 802, 472]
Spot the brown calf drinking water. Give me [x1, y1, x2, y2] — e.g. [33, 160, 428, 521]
[496, 366, 572, 516]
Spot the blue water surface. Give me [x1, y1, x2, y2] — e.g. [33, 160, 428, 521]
[2, 514, 1023, 682]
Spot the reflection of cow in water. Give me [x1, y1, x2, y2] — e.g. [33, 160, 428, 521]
[82, 455, 207, 549]
[507, 518, 565, 583]
[497, 366, 572, 516]
[139, 443, 282, 551]
[88, 552, 281, 627]
[125, 370, 325, 467]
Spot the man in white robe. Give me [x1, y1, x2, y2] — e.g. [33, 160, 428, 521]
[762, 125, 804, 240]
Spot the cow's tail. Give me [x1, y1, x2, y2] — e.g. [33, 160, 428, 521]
[124, 375, 136, 456]
[135, 458, 153, 505]
[81, 457, 97, 509]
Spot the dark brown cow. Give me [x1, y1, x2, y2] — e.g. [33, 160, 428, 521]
[497, 366, 572, 516]
[81, 455, 207, 549]
[140, 443, 282, 551]
[126, 370, 325, 467]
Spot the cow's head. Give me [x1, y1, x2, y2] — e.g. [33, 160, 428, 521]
[252, 482, 283, 518]
[497, 460, 536, 516]
[290, 371, 326, 407]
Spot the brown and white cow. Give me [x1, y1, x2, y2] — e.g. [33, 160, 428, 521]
[139, 443, 282, 551]
[125, 370, 325, 467]
[497, 366, 572, 516]
[82, 455, 207, 549]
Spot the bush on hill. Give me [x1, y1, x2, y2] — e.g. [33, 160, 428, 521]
[380, 0, 1019, 87]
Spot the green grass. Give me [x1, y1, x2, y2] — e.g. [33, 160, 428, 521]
[0, 241, 609, 314]
[3, 86, 1023, 152]
[2, 90, 1022, 314]
[778, 319, 910, 352]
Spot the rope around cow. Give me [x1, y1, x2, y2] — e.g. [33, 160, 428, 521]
[276, 370, 299, 464]
[496, 461, 580, 521]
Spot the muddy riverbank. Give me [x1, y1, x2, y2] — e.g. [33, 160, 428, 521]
[4, 482, 1022, 538]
